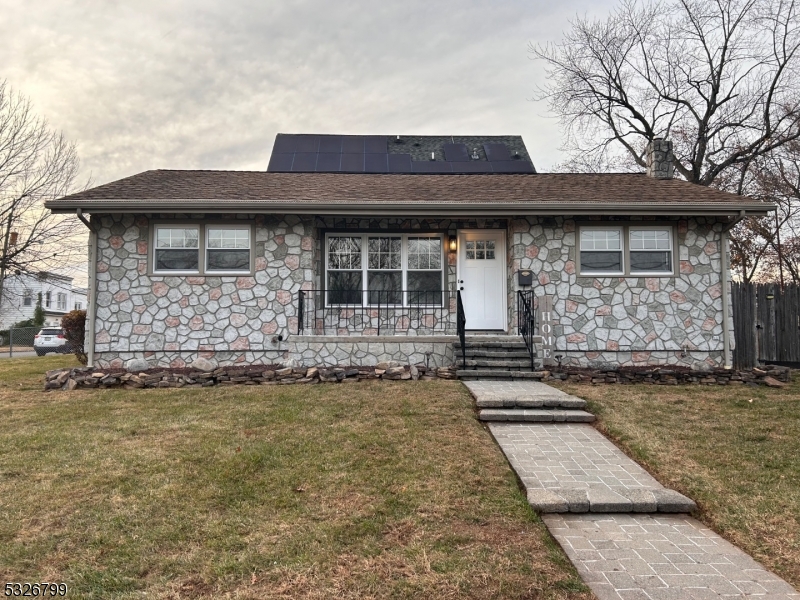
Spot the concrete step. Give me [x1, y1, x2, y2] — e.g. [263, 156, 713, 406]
[461, 349, 533, 359]
[458, 359, 534, 370]
[527, 488, 697, 514]
[479, 408, 595, 423]
[454, 340, 528, 350]
[457, 370, 549, 380]
[475, 396, 586, 409]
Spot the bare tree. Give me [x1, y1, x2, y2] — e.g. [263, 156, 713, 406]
[533, 0, 800, 187]
[736, 142, 800, 281]
[0, 80, 86, 306]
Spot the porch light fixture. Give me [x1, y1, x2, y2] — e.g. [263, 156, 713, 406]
[448, 235, 457, 252]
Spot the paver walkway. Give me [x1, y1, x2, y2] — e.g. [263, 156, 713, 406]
[545, 514, 800, 599]
[489, 423, 695, 513]
[465, 379, 800, 599]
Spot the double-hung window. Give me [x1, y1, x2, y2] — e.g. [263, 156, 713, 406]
[206, 226, 251, 272]
[580, 228, 624, 274]
[629, 228, 672, 273]
[45, 291, 51, 308]
[326, 234, 443, 305]
[57, 293, 67, 310]
[578, 224, 674, 276]
[23, 293, 32, 307]
[153, 224, 252, 275]
[154, 226, 199, 272]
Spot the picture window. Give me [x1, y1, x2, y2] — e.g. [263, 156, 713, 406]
[326, 234, 443, 306]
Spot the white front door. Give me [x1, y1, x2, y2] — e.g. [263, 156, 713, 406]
[458, 230, 507, 330]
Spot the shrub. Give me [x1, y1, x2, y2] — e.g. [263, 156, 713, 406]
[62, 309, 88, 365]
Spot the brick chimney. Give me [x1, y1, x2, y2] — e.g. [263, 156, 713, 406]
[646, 138, 674, 179]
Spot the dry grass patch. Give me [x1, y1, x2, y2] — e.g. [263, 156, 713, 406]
[0, 356, 590, 599]
[552, 377, 800, 588]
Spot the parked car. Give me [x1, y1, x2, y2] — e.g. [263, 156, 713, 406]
[34, 328, 70, 356]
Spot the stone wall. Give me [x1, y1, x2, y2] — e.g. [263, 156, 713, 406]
[288, 335, 456, 368]
[92, 214, 500, 369]
[510, 216, 729, 370]
[93, 213, 315, 368]
[92, 212, 730, 371]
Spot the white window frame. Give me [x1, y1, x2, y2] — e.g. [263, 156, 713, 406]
[204, 224, 252, 274]
[579, 226, 624, 276]
[150, 222, 255, 276]
[57, 293, 67, 311]
[23, 292, 32, 307]
[74, 302, 82, 310]
[325, 233, 444, 307]
[628, 226, 674, 276]
[45, 291, 52, 308]
[153, 225, 201, 275]
[577, 223, 675, 276]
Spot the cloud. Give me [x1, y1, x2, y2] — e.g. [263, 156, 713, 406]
[1, 0, 619, 187]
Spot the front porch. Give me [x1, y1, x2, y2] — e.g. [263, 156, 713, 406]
[292, 288, 541, 373]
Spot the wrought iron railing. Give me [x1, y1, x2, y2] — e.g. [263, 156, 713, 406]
[517, 290, 537, 370]
[456, 290, 466, 368]
[297, 289, 457, 335]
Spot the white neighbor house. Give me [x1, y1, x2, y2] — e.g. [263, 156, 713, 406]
[0, 272, 88, 330]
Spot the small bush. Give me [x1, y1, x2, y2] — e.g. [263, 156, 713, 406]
[62, 310, 88, 365]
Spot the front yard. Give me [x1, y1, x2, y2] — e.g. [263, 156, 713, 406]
[554, 376, 800, 590]
[0, 356, 589, 599]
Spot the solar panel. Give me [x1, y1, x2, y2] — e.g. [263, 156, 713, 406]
[483, 143, 511, 161]
[443, 143, 469, 162]
[364, 136, 388, 154]
[387, 154, 413, 173]
[267, 153, 294, 172]
[342, 136, 365, 153]
[318, 136, 343, 153]
[272, 135, 298, 154]
[491, 160, 534, 173]
[448, 161, 493, 173]
[340, 153, 365, 172]
[293, 136, 320, 153]
[291, 152, 318, 172]
[365, 154, 388, 173]
[316, 153, 342, 172]
[412, 161, 453, 173]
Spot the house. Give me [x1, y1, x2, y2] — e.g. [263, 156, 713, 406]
[0, 271, 88, 330]
[45, 135, 773, 372]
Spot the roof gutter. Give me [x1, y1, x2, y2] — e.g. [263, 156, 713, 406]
[76, 209, 97, 367]
[47, 201, 776, 217]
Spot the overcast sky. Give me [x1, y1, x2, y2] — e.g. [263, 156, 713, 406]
[2, 0, 621, 188]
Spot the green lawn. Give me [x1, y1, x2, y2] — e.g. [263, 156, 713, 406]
[0, 356, 590, 599]
[553, 376, 800, 589]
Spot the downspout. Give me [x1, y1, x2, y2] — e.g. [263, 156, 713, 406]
[720, 210, 746, 369]
[76, 209, 97, 367]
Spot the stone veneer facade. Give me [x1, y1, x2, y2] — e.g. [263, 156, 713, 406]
[511, 216, 728, 369]
[92, 213, 729, 371]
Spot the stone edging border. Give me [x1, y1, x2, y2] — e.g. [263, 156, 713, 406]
[544, 364, 791, 387]
[44, 362, 458, 391]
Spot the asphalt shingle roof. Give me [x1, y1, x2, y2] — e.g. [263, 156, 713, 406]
[46, 170, 772, 216]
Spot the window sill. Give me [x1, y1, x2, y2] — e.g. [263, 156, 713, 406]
[580, 272, 675, 278]
[151, 271, 254, 277]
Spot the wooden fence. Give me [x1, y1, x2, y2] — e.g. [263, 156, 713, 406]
[732, 282, 800, 368]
